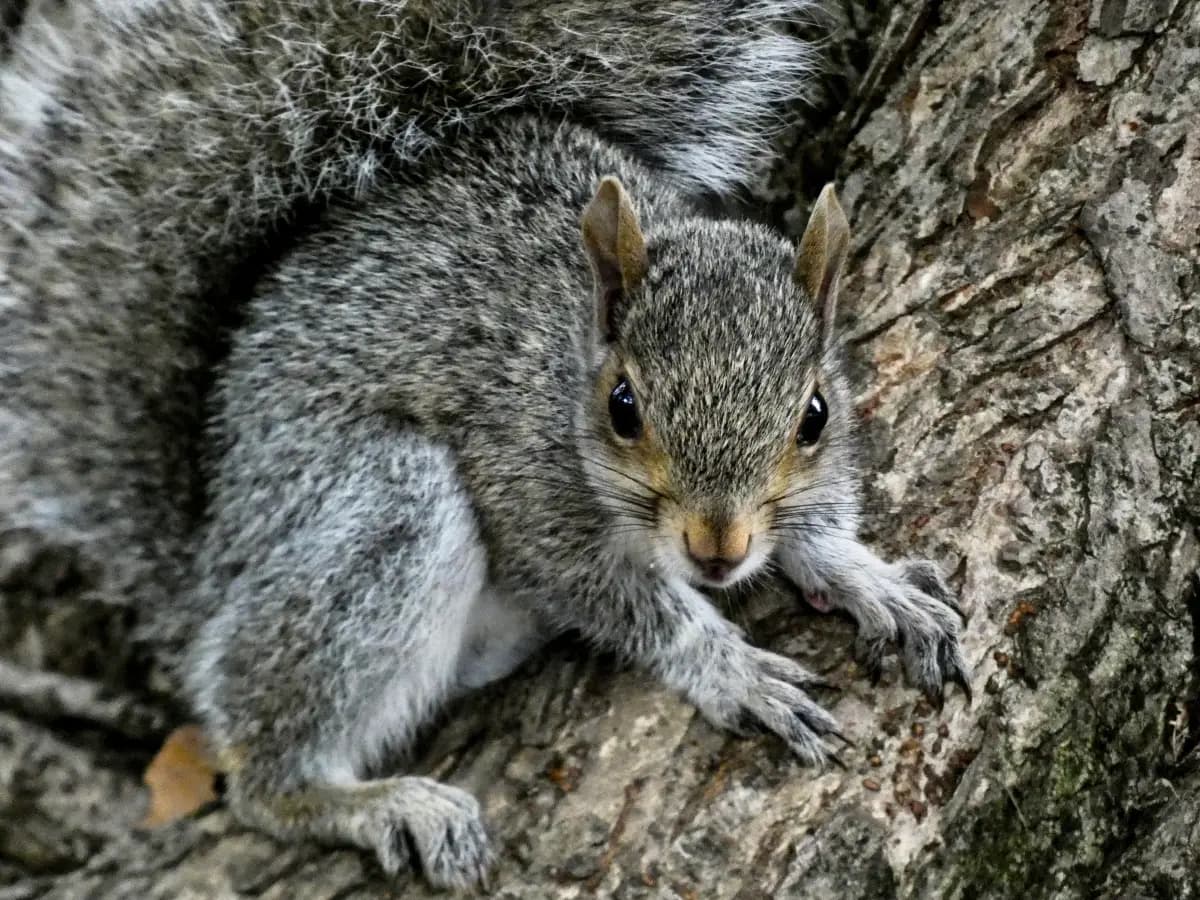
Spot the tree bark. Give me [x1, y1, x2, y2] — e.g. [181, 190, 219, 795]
[3, 0, 1199, 898]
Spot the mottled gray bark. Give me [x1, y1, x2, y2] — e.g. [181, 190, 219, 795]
[3, 0, 1199, 897]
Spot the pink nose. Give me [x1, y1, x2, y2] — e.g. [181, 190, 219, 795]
[684, 533, 749, 583]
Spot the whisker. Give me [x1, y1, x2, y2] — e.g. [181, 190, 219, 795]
[772, 502, 865, 514]
[774, 504, 967, 522]
[515, 473, 657, 506]
[580, 454, 674, 503]
[768, 525, 862, 544]
[762, 482, 862, 506]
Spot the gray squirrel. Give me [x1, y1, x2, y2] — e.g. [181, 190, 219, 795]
[187, 112, 969, 888]
[187, 119, 969, 885]
[0, 0, 969, 890]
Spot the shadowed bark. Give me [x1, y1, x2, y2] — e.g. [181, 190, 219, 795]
[3, 0, 1199, 897]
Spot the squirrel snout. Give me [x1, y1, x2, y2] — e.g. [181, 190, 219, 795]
[683, 520, 751, 584]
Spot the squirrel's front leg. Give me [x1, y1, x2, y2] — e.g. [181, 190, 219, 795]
[564, 571, 845, 766]
[777, 534, 972, 704]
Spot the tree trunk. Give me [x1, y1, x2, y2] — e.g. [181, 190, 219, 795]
[3, 1, 1199, 898]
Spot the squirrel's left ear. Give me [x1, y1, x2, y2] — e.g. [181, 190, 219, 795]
[581, 176, 648, 343]
[794, 184, 850, 346]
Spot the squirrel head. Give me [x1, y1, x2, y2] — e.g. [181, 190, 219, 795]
[579, 178, 855, 590]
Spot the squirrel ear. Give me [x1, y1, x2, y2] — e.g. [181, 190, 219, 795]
[795, 183, 850, 345]
[581, 176, 648, 342]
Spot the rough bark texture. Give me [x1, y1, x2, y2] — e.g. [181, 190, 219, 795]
[3, 0, 1200, 897]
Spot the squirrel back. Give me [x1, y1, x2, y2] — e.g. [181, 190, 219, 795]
[0, 0, 816, 656]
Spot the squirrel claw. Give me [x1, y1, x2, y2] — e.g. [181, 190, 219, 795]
[854, 635, 887, 686]
[828, 728, 856, 749]
[950, 670, 974, 705]
[939, 640, 973, 704]
[925, 685, 945, 713]
[866, 660, 884, 686]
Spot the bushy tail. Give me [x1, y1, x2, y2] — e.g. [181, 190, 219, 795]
[0, 0, 815, 638]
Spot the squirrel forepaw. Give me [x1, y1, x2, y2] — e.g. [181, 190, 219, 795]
[785, 545, 972, 706]
[699, 645, 845, 768]
[857, 558, 972, 706]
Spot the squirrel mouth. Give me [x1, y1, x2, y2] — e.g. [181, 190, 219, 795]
[689, 556, 754, 589]
[698, 560, 736, 584]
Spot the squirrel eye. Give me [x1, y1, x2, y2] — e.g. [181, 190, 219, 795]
[609, 377, 642, 440]
[798, 390, 828, 446]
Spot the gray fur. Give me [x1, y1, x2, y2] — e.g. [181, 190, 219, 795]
[0, 0, 815, 635]
[187, 117, 966, 886]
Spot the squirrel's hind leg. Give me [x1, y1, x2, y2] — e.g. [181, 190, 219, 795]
[186, 426, 494, 888]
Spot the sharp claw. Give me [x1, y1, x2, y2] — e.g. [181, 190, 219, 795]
[943, 645, 974, 703]
[828, 728, 856, 749]
[951, 670, 974, 705]
[949, 598, 968, 625]
[400, 827, 421, 879]
[737, 706, 771, 736]
[856, 637, 887, 685]
[826, 750, 848, 771]
[926, 686, 945, 713]
[868, 661, 883, 685]
[793, 709, 830, 738]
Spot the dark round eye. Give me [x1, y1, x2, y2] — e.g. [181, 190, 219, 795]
[798, 390, 828, 446]
[609, 377, 642, 440]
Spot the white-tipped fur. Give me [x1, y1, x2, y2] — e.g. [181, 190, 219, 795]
[657, 32, 818, 191]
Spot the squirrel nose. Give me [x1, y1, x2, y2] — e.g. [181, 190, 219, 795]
[684, 525, 750, 583]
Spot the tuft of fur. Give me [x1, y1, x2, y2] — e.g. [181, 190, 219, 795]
[0, 0, 816, 638]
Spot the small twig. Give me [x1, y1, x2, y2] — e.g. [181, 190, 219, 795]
[1004, 783, 1029, 832]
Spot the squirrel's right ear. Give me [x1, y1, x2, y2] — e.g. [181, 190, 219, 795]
[795, 184, 851, 346]
[581, 177, 648, 342]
